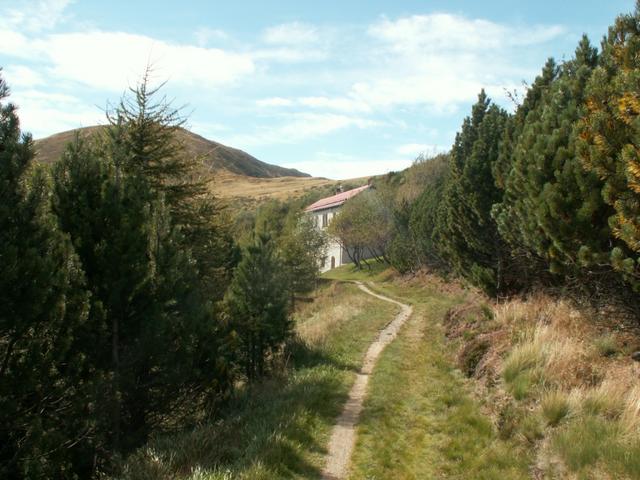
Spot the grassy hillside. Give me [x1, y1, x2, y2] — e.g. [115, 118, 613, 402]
[33, 125, 309, 178]
[212, 171, 342, 205]
[33, 126, 369, 208]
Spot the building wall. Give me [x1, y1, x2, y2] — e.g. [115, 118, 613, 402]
[310, 205, 374, 272]
[322, 240, 344, 272]
[309, 206, 341, 272]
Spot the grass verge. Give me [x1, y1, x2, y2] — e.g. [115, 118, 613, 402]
[119, 281, 398, 480]
[338, 273, 532, 479]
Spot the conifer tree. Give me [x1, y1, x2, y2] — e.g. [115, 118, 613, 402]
[0, 73, 91, 478]
[226, 234, 290, 379]
[577, 4, 640, 289]
[106, 70, 236, 298]
[279, 215, 327, 305]
[437, 91, 511, 295]
[407, 153, 450, 270]
[494, 38, 610, 285]
[492, 58, 559, 254]
[53, 135, 164, 452]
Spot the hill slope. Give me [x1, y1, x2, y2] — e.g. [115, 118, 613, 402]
[33, 125, 310, 179]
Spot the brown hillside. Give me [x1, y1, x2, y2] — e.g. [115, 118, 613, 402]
[33, 125, 310, 179]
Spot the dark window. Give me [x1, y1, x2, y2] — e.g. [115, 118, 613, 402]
[322, 213, 328, 227]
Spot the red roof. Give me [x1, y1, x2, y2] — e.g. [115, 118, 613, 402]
[305, 185, 370, 212]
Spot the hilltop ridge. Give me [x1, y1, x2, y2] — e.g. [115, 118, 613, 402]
[33, 125, 310, 179]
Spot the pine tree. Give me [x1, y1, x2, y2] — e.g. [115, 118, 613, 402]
[279, 214, 327, 305]
[226, 234, 290, 379]
[436, 91, 511, 295]
[0, 73, 91, 478]
[492, 58, 559, 256]
[106, 70, 236, 298]
[494, 37, 610, 286]
[53, 135, 158, 453]
[577, 4, 640, 290]
[407, 153, 450, 270]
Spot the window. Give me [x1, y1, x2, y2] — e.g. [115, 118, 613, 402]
[322, 213, 328, 228]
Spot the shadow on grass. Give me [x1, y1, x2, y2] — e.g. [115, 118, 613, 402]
[286, 334, 363, 373]
[123, 339, 352, 479]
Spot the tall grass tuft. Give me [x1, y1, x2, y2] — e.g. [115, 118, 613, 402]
[594, 333, 619, 357]
[541, 390, 571, 427]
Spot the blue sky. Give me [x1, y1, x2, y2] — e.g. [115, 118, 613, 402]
[0, 0, 634, 179]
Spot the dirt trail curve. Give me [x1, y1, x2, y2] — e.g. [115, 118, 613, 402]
[321, 281, 413, 480]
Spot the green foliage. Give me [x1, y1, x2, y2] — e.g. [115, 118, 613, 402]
[54, 137, 175, 449]
[388, 6, 640, 307]
[577, 5, 640, 290]
[494, 39, 612, 288]
[435, 91, 512, 295]
[0, 72, 91, 478]
[279, 214, 327, 300]
[51, 125, 236, 472]
[234, 197, 327, 302]
[226, 234, 291, 379]
[405, 153, 450, 270]
[328, 189, 392, 269]
[550, 416, 640, 477]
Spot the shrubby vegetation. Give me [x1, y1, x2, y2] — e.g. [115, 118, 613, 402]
[4, 2, 640, 477]
[328, 188, 393, 268]
[0, 71, 325, 478]
[377, 5, 640, 312]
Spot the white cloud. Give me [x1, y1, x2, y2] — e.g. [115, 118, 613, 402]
[255, 22, 330, 63]
[2, 0, 73, 32]
[256, 95, 370, 112]
[11, 89, 103, 138]
[298, 96, 371, 112]
[368, 14, 564, 53]
[256, 97, 294, 107]
[252, 13, 564, 119]
[332, 13, 567, 111]
[38, 31, 255, 91]
[225, 112, 381, 148]
[263, 22, 318, 45]
[0, 29, 34, 58]
[194, 27, 229, 47]
[252, 46, 327, 63]
[3, 65, 45, 87]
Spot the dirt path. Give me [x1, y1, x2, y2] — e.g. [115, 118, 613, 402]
[321, 282, 413, 480]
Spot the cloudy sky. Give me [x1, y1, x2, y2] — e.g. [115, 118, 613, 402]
[0, 0, 633, 178]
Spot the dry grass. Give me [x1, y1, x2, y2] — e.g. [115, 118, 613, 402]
[295, 282, 370, 345]
[212, 171, 342, 206]
[444, 292, 640, 479]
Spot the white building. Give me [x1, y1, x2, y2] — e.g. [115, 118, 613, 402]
[304, 185, 370, 272]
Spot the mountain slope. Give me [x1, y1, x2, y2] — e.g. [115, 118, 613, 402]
[33, 125, 310, 178]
